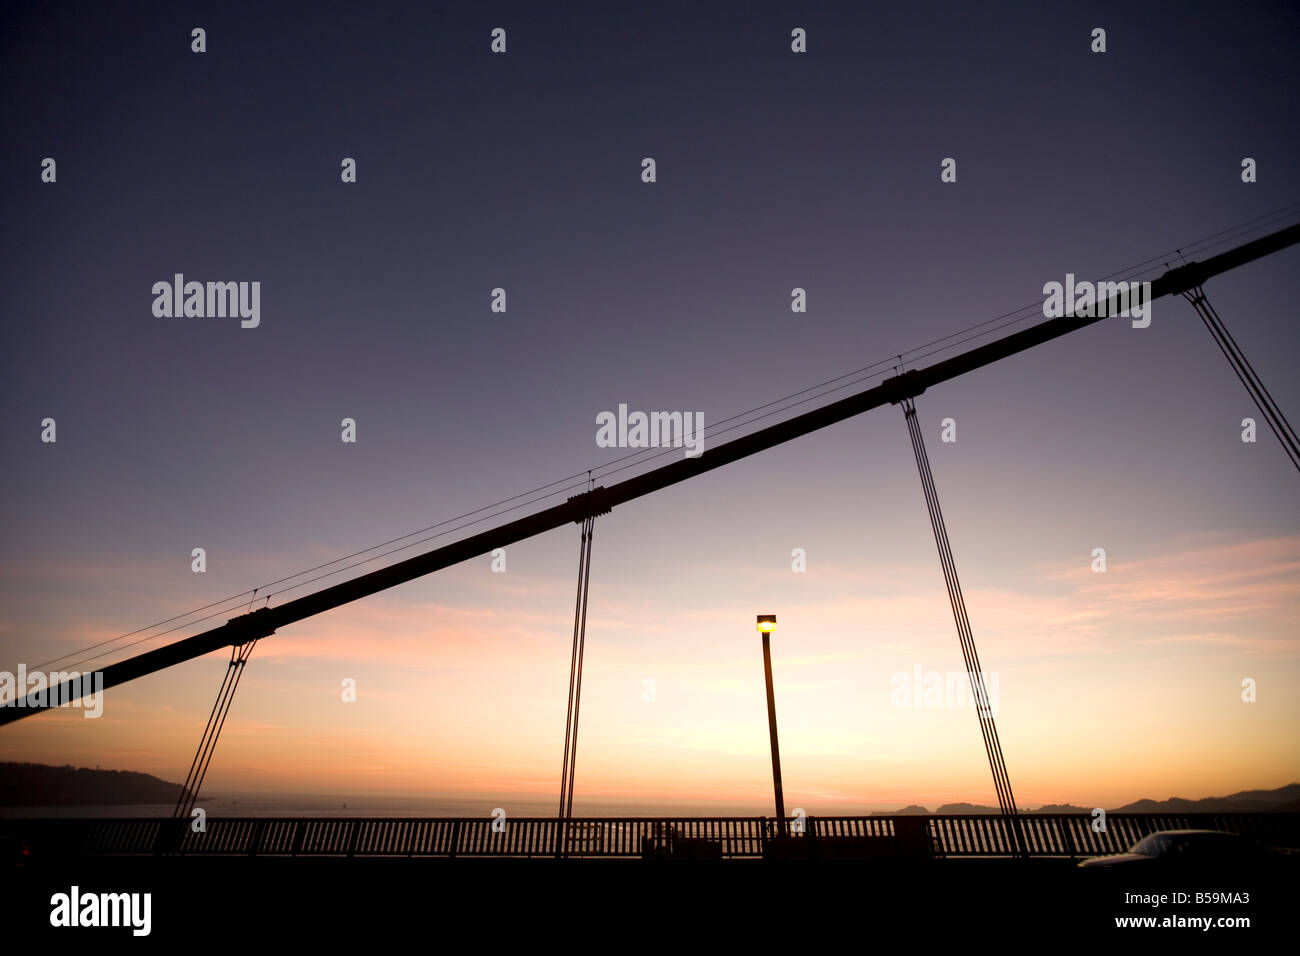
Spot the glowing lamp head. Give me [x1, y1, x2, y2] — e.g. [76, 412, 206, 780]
[756, 614, 777, 634]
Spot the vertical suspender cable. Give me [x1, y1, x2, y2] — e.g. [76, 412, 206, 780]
[174, 638, 258, 822]
[1182, 286, 1300, 473]
[900, 396, 1025, 856]
[557, 513, 596, 854]
[565, 517, 595, 821]
[174, 650, 240, 819]
[557, 519, 587, 820]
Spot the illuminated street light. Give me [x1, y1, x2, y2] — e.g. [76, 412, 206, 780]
[756, 614, 785, 833]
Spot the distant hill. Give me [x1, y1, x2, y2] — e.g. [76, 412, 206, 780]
[935, 802, 1000, 815]
[1115, 784, 1300, 814]
[925, 802, 1093, 814]
[0, 762, 183, 806]
[873, 802, 1003, 815]
[873, 785, 1299, 816]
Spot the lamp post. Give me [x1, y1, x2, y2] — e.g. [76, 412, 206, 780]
[756, 614, 786, 835]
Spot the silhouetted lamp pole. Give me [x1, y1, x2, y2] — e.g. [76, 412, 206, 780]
[757, 614, 786, 835]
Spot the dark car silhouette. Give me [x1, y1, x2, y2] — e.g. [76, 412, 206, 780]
[1078, 829, 1285, 869]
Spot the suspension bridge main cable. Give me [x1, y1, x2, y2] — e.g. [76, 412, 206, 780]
[12, 207, 1300, 689]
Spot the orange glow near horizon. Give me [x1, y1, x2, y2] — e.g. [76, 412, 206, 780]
[2, 531, 1298, 813]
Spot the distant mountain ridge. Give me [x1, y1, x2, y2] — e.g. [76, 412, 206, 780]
[0, 762, 183, 806]
[874, 784, 1300, 815]
[1115, 783, 1300, 814]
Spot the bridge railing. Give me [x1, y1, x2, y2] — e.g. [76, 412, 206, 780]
[6, 812, 1296, 860]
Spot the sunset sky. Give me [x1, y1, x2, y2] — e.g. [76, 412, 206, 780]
[1, 0, 1297, 814]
